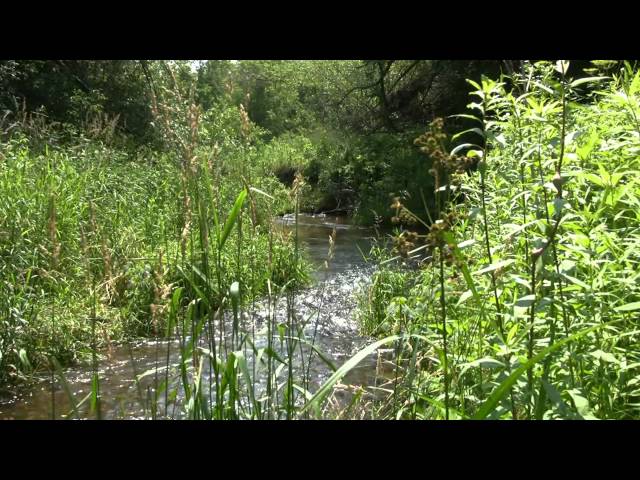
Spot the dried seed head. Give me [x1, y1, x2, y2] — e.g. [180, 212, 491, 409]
[239, 104, 251, 139]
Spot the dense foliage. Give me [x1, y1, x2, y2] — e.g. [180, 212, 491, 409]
[1, 59, 638, 420]
[1, 60, 518, 222]
[0, 65, 310, 388]
[358, 61, 640, 419]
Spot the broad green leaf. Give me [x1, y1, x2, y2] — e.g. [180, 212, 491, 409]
[590, 349, 619, 364]
[560, 273, 590, 290]
[300, 335, 402, 415]
[614, 302, 640, 312]
[463, 357, 505, 369]
[581, 172, 605, 187]
[492, 133, 507, 148]
[541, 379, 570, 416]
[457, 239, 476, 249]
[456, 289, 474, 307]
[532, 81, 555, 95]
[570, 76, 609, 88]
[515, 294, 536, 308]
[466, 79, 482, 90]
[566, 389, 598, 419]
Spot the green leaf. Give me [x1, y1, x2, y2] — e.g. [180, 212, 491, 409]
[496, 133, 507, 148]
[464, 357, 505, 369]
[136, 364, 172, 381]
[570, 76, 609, 88]
[532, 81, 555, 95]
[566, 389, 598, 419]
[450, 143, 481, 156]
[590, 349, 619, 364]
[18, 348, 32, 372]
[560, 273, 590, 290]
[262, 347, 287, 366]
[448, 114, 482, 124]
[442, 232, 480, 302]
[452, 128, 485, 142]
[234, 350, 258, 413]
[555, 60, 570, 75]
[414, 393, 467, 419]
[473, 259, 515, 275]
[466, 79, 482, 91]
[581, 173, 605, 187]
[230, 281, 240, 299]
[541, 379, 570, 416]
[249, 186, 274, 200]
[457, 239, 476, 249]
[515, 294, 536, 308]
[292, 383, 314, 402]
[178, 265, 210, 308]
[614, 302, 640, 312]
[292, 337, 337, 372]
[219, 189, 247, 250]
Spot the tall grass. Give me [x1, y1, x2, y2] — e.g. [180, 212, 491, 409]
[0, 78, 313, 417]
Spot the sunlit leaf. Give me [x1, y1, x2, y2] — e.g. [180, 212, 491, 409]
[614, 302, 640, 312]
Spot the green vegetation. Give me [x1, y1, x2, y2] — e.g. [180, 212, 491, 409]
[358, 60, 640, 419]
[1, 59, 638, 420]
[0, 65, 310, 390]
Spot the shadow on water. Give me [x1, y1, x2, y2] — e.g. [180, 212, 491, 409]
[0, 214, 396, 420]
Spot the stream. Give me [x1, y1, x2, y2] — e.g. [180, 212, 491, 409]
[0, 214, 391, 419]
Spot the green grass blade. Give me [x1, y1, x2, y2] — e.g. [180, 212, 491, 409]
[52, 357, 80, 420]
[220, 189, 247, 250]
[300, 335, 401, 415]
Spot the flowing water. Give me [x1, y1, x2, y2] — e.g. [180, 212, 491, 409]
[0, 214, 392, 420]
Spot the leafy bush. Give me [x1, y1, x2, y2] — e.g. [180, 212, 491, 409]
[358, 61, 640, 420]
